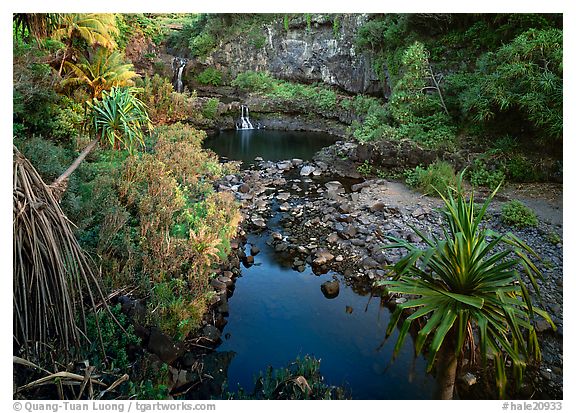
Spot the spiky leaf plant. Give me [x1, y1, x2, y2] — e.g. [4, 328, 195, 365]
[377, 173, 554, 399]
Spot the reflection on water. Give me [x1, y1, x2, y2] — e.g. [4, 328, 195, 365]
[203, 129, 338, 163]
[218, 229, 437, 399]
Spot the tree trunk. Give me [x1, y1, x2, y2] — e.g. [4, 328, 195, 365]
[50, 137, 100, 200]
[436, 341, 459, 400]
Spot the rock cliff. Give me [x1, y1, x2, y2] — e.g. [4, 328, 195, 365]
[194, 14, 385, 96]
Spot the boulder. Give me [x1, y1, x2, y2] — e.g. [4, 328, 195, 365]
[300, 165, 315, 176]
[321, 280, 340, 299]
[238, 183, 250, 194]
[147, 327, 184, 364]
[325, 181, 344, 193]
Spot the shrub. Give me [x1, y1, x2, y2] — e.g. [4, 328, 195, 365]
[195, 67, 223, 86]
[468, 159, 505, 190]
[356, 160, 373, 176]
[231, 70, 276, 93]
[405, 160, 457, 196]
[189, 32, 216, 58]
[137, 74, 197, 124]
[202, 97, 220, 119]
[501, 200, 538, 228]
[83, 304, 140, 371]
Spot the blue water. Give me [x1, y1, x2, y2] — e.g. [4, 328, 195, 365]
[204, 129, 337, 163]
[208, 129, 437, 399]
[218, 230, 437, 399]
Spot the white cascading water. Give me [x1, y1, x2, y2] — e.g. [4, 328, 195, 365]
[172, 57, 187, 93]
[237, 105, 255, 130]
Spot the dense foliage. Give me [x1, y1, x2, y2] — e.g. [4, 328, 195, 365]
[356, 14, 562, 152]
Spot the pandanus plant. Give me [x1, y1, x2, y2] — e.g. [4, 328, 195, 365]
[377, 174, 554, 399]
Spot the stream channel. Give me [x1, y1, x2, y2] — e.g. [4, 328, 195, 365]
[203, 129, 437, 399]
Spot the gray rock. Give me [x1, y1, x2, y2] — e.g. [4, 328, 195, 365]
[300, 165, 316, 176]
[412, 205, 432, 218]
[211, 278, 227, 292]
[276, 192, 291, 201]
[339, 224, 357, 239]
[325, 181, 344, 193]
[369, 202, 386, 212]
[202, 324, 221, 343]
[327, 232, 339, 243]
[277, 161, 292, 170]
[279, 202, 291, 212]
[362, 256, 379, 269]
[252, 217, 267, 228]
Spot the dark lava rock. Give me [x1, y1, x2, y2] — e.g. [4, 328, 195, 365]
[250, 245, 260, 256]
[321, 280, 340, 299]
[147, 327, 184, 364]
[211, 278, 227, 292]
[202, 324, 222, 343]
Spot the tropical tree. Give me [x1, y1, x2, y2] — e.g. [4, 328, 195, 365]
[13, 13, 61, 44]
[52, 13, 118, 76]
[50, 87, 151, 198]
[377, 175, 554, 399]
[60, 47, 139, 99]
[13, 145, 106, 360]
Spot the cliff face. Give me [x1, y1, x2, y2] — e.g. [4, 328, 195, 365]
[197, 14, 385, 96]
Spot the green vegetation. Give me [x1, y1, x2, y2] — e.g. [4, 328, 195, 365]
[378, 175, 553, 398]
[202, 97, 220, 119]
[405, 161, 456, 196]
[231, 71, 338, 115]
[195, 67, 223, 86]
[13, 13, 241, 399]
[468, 159, 506, 190]
[229, 356, 346, 399]
[501, 200, 539, 228]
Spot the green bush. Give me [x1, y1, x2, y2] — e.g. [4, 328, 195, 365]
[231, 70, 276, 92]
[356, 160, 373, 177]
[195, 67, 223, 86]
[405, 161, 457, 196]
[468, 159, 505, 190]
[501, 200, 538, 228]
[83, 304, 140, 371]
[202, 97, 220, 119]
[190, 32, 216, 58]
[506, 155, 540, 182]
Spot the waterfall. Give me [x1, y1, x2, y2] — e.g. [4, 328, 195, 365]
[236, 105, 256, 130]
[172, 57, 187, 93]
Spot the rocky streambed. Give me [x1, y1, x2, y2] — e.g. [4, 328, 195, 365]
[205, 140, 563, 399]
[117, 138, 562, 399]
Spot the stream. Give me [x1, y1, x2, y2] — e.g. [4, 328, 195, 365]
[204, 129, 437, 399]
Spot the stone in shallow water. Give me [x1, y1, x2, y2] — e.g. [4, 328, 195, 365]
[279, 202, 291, 212]
[321, 280, 340, 299]
[300, 165, 315, 176]
[325, 180, 344, 193]
[276, 192, 291, 201]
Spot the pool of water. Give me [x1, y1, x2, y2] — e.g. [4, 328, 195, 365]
[205, 129, 436, 398]
[203, 129, 338, 163]
[218, 223, 437, 399]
